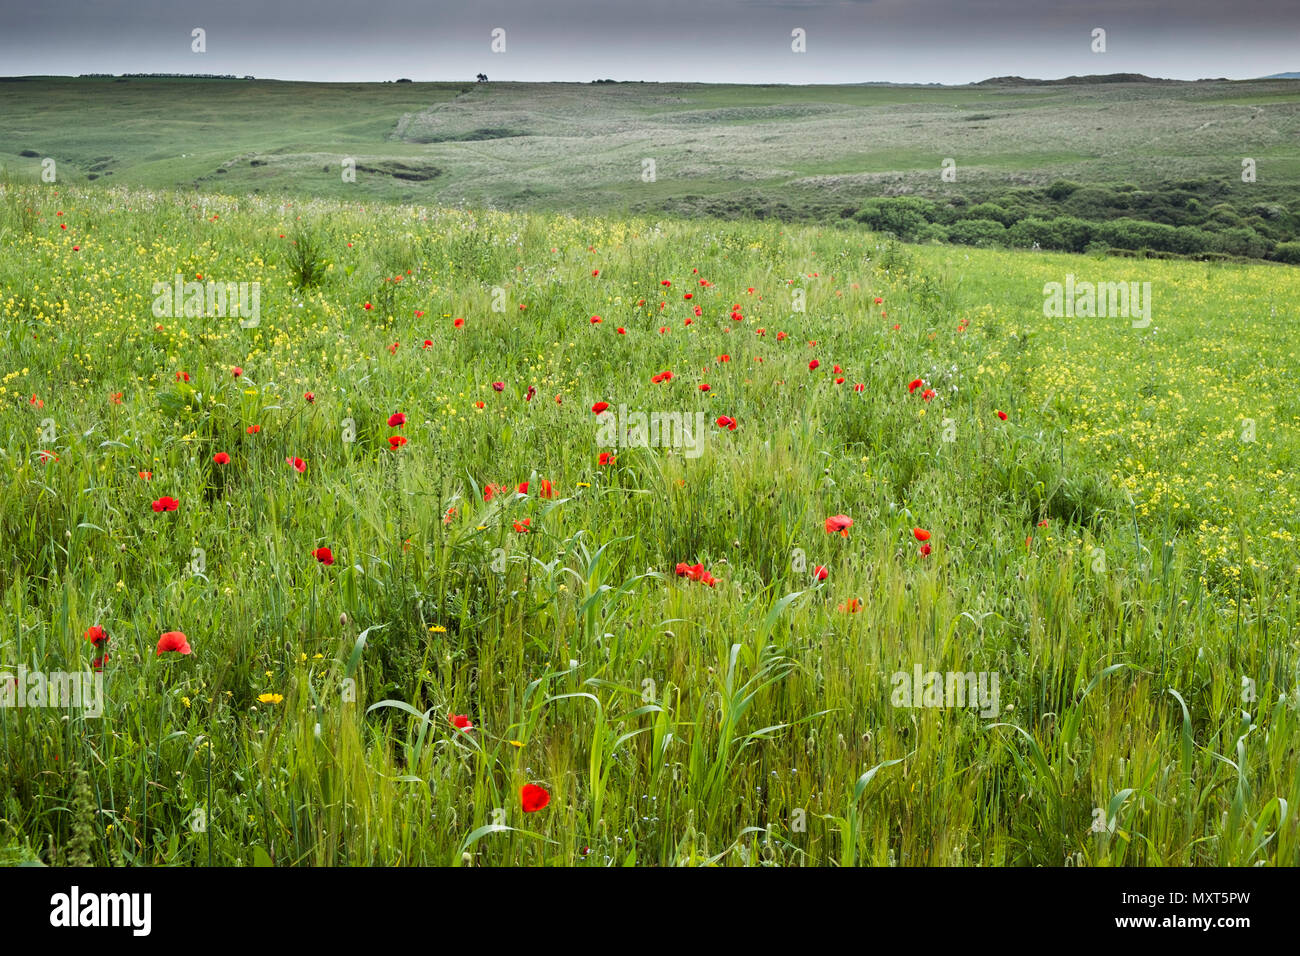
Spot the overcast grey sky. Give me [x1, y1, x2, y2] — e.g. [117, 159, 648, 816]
[1, 0, 1296, 85]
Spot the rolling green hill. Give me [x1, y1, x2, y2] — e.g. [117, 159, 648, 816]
[3, 76, 1297, 258]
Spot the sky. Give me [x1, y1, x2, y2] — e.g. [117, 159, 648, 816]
[1, 0, 1297, 86]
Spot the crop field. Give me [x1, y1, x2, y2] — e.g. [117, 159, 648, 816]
[1, 179, 1298, 867]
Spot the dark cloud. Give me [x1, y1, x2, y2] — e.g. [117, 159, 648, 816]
[0, 0, 1296, 83]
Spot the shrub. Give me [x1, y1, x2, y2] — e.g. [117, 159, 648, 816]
[947, 219, 1006, 246]
[1045, 179, 1080, 201]
[964, 202, 1016, 226]
[1272, 242, 1300, 264]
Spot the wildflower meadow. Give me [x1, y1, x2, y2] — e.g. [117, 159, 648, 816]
[2, 182, 1298, 868]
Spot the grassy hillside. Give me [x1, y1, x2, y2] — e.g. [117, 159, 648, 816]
[2, 76, 1298, 258]
[2, 183, 1297, 865]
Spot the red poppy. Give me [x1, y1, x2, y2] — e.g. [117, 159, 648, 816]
[874, 297, 883, 304]
[913, 528, 931, 542]
[448, 713, 473, 731]
[591, 401, 610, 415]
[388, 412, 406, 428]
[598, 452, 614, 465]
[919, 543, 932, 558]
[313, 547, 335, 565]
[808, 359, 820, 371]
[513, 519, 531, 533]
[453, 318, 464, 328]
[839, 597, 863, 613]
[388, 435, 408, 449]
[138, 470, 152, 481]
[176, 371, 189, 382]
[698, 383, 710, 392]
[213, 452, 230, 464]
[674, 562, 717, 587]
[83, 625, 109, 648]
[996, 410, 1008, 421]
[715, 416, 737, 430]
[718, 354, 730, 362]
[304, 392, 315, 403]
[232, 367, 243, 377]
[483, 484, 499, 502]
[853, 383, 865, 392]
[590, 315, 601, 324]
[908, 378, 924, 394]
[539, 479, 554, 499]
[492, 382, 505, 392]
[616, 327, 626, 335]
[825, 515, 853, 537]
[423, 339, 433, 348]
[813, 565, 828, 581]
[156, 631, 192, 656]
[151, 496, 179, 513]
[922, 388, 936, 402]
[521, 783, 550, 812]
[287, 457, 306, 473]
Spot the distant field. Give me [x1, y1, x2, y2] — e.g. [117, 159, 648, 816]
[2, 76, 1297, 226]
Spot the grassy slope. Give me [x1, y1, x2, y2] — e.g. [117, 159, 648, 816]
[2, 77, 1297, 215]
[1, 183, 1297, 866]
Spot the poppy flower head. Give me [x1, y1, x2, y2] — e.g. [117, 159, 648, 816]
[287, 457, 306, 473]
[83, 625, 109, 648]
[919, 543, 932, 557]
[513, 518, 531, 533]
[908, 378, 924, 394]
[539, 479, 554, 499]
[492, 382, 505, 392]
[448, 713, 473, 731]
[151, 496, 179, 513]
[996, 410, 1008, 421]
[313, 547, 334, 565]
[247, 424, 260, 434]
[156, 631, 192, 656]
[913, 528, 931, 542]
[591, 401, 610, 415]
[521, 783, 550, 813]
[813, 565, 828, 581]
[388, 435, 408, 449]
[213, 452, 230, 465]
[388, 412, 406, 428]
[825, 514, 853, 537]
[598, 452, 615, 466]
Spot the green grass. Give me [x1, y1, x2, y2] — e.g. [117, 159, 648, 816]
[3, 76, 1297, 218]
[1, 181, 1298, 866]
